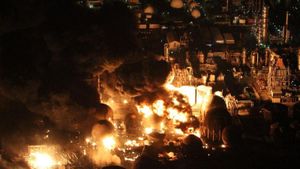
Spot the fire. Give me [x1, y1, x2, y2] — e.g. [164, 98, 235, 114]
[124, 139, 142, 147]
[153, 100, 165, 116]
[26, 145, 65, 169]
[137, 105, 153, 118]
[159, 122, 165, 133]
[214, 91, 223, 98]
[123, 99, 129, 104]
[28, 152, 55, 169]
[136, 84, 212, 137]
[86, 136, 117, 150]
[86, 137, 97, 147]
[174, 128, 184, 135]
[220, 144, 227, 148]
[102, 136, 116, 150]
[164, 84, 212, 114]
[167, 108, 188, 123]
[144, 127, 153, 134]
[137, 100, 167, 118]
[85, 136, 121, 166]
[137, 95, 191, 135]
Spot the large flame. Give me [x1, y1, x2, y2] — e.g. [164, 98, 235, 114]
[28, 152, 55, 169]
[135, 82, 216, 137]
[102, 136, 116, 150]
[164, 84, 213, 118]
[26, 145, 66, 169]
[136, 89, 192, 135]
[85, 135, 121, 166]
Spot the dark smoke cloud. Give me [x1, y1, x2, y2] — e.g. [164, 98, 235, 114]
[0, 1, 139, 163]
[102, 59, 172, 98]
[0, 0, 138, 123]
[0, 94, 54, 155]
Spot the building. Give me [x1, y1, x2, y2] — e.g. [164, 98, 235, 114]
[269, 58, 288, 89]
[256, 4, 269, 45]
[261, 6, 269, 44]
[267, 57, 289, 102]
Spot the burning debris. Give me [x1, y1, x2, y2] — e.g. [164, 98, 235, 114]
[135, 88, 193, 135]
[26, 145, 67, 169]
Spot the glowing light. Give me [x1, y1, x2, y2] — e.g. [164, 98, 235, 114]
[28, 152, 55, 169]
[26, 145, 66, 169]
[125, 140, 139, 147]
[102, 136, 116, 150]
[167, 152, 176, 160]
[137, 105, 153, 118]
[159, 122, 165, 133]
[123, 99, 128, 104]
[153, 100, 165, 116]
[174, 128, 184, 135]
[203, 143, 209, 149]
[167, 108, 188, 123]
[85, 138, 91, 143]
[177, 86, 197, 105]
[221, 144, 227, 148]
[86, 137, 97, 147]
[170, 0, 184, 9]
[165, 84, 212, 109]
[214, 91, 223, 98]
[172, 98, 180, 106]
[145, 127, 153, 134]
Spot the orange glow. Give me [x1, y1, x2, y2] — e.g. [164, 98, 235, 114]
[174, 128, 184, 135]
[214, 91, 223, 98]
[165, 84, 212, 117]
[153, 100, 165, 116]
[102, 136, 116, 150]
[26, 145, 66, 169]
[137, 105, 153, 118]
[144, 127, 153, 134]
[28, 152, 55, 169]
[167, 108, 188, 123]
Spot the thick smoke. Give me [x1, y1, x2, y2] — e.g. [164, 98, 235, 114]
[102, 58, 172, 98]
[0, 1, 138, 167]
[0, 94, 52, 157]
[101, 58, 195, 135]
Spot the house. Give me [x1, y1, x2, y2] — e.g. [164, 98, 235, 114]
[272, 58, 288, 89]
